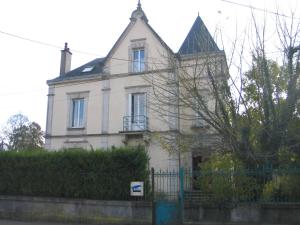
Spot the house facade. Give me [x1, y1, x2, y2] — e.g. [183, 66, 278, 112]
[45, 2, 226, 170]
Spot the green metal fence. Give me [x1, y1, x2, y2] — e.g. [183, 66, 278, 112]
[152, 169, 180, 201]
[152, 166, 300, 204]
[185, 166, 300, 204]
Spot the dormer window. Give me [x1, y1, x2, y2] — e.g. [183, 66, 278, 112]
[82, 66, 95, 73]
[133, 49, 145, 72]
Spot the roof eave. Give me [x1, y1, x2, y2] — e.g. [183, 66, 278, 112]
[178, 50, 225, 59]
[47, 72, 106, 86]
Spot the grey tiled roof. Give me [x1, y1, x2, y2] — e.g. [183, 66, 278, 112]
[48, 15, 218, 84]
[178, 16, 219, 55]
[48, 57, 105, 83]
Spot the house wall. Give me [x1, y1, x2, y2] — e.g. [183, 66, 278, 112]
[46, 76, 176, 170]
[45, 60, 221, 170]
[50, 81, 102, 136]
[107, 19, 169, 75]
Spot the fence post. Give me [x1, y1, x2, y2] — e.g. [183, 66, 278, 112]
[151, 168, 155, 225]
[179, 167, 184, 224]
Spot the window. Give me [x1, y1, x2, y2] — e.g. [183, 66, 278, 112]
[82, 66, 94, 73]
[129, 39, 147, 73]
[71, 98, 85, 128]
[131, 93, 145, 118]
[67, 91, 89, 132]
[132, 49, 145, 72]
[193, 98, 205, 128]
[194, 111, 205, 127]
[126, 93, 147, 131]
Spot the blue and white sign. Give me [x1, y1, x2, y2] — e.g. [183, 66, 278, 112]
[130, 181, 144, 196]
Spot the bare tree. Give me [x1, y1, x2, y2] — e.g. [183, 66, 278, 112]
[146, 11, 300, 165]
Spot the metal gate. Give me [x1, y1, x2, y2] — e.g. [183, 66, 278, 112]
[151, 168, 184, 225]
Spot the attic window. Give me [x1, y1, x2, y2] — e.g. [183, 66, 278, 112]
[82, 66, 95, 73]
[132, 49, 145, 72]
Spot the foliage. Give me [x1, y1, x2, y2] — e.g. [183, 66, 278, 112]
[278, 148, 300, 167]
[238, 53, 300, 162]
[197, 150, 300, 204]
[262, 172, 300, 202]
[1, 113, 44, 151]
[262, 149, 300, 202]
[0, 146, 149, 200]
[197, 152, 259, 205]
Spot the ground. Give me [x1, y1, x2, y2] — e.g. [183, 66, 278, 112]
[0, 220, 84, 225]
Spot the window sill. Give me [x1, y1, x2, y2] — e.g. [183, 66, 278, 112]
[191, 124, 209, 130]
[129, 71, 147, 75]
[67, 127, 85, 131]
[119, 130, 150, 134]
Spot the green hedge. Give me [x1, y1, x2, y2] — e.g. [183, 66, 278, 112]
[0, 147, 149, 200]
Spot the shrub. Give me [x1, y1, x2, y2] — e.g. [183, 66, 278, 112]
[262, 149, 300, 202]
[197, 152, 259, 205]
[0, 146, 149, 200]
[262, 172, 300, 202]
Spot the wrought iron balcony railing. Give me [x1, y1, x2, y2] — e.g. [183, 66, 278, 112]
[123, 115, 148, 132]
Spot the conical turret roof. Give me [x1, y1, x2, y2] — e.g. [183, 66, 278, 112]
[178, 15, 219, 55]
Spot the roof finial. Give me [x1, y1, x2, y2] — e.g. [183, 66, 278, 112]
[131, 0, 148, 22]
[198, 12, 200, 17]
[64, 42, 68, 50]
[137, 0, 141, 9]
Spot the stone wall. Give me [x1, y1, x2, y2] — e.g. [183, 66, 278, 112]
[0, 195, 299, 224]
[185, 202, 300, 224]
[0, 195, 151, 224]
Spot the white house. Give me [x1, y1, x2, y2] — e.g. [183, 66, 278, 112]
[45, 1, 226, 171]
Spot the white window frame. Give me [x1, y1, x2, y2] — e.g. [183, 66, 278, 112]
[132, 49, 145, 73]
[67, 91, 89, 130]
[129, 39, 148, 73]
[127, 92, 147, 131]
[71, 98, 85, 128]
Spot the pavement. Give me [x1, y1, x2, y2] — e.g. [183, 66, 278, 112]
[0, 220, 293, 225]
[0, 220, 85, 225]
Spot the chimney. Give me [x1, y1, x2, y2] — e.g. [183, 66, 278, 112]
[60, 42, 72, 76]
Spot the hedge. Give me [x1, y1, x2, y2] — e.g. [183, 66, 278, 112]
[0, 146, 149, 200]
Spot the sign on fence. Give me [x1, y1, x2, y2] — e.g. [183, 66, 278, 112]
[130, 181, 144, 196]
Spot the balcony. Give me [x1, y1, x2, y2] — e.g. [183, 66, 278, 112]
[123, 115, 148, 132]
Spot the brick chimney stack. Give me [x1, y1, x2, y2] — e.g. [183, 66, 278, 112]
[60, 42, 72, 76]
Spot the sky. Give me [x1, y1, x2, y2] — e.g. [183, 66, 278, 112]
[0, 0, 299, 131]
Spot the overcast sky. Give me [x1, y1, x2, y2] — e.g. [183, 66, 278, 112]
[0, 0, 298, 131]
